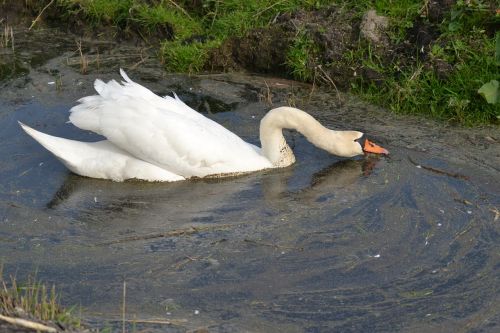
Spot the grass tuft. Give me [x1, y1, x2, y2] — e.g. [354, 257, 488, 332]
[286, 30, 317, 81]
[0, 271, 81, 328]
[132, 2, 201, 39]
[161, 38, 221, 73]
[60, 0, 134, 27]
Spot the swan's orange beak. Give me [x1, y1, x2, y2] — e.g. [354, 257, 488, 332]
[363, 139, 389, 155]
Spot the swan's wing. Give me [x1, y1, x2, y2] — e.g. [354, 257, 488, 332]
[77, 69, 206, 122]
[69, 73, 271, 177]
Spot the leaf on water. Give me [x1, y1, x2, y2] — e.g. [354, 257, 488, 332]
[477, 80, 499, 104]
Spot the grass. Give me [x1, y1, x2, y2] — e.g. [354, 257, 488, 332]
[133, 2, 200, 39]
[21, 0, 500, 124]
[349, 1, 500, 124]
[58, 0, 134, 27]
[0, 270, 183, 332]
[52, 0, 326, 62]
[351, 29, 499, 124]
[286, 29, 318, 81]
[194, 0, 326, 37]
[155, 0, 327, 75]
[0, 271, 82, 330]
[161, 38, 221, 73]
[1, 24, 14, 50]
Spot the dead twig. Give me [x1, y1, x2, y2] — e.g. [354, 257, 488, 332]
[453, 198, 475, 206]
[98, 227, 199, 245]
[254, 0, 285, 18]
[97, 224, 236, 246]
[0, 314, 57, 333]
[130, 48, 151, 70]
[1, 25, 14, 51]
[66, 54, 143, 67]
[167, 0, 192, 20]
[316, 65, 342, 103]
[29, 0, 55, 31]
[76, 39, 88, 74]
[122, 281, 126, 333]
[408, 156, 469, 180]
[261, 80, 273, 105]
[173, 255, 202, 269]
[244, 239, 303, 251]
[108, 318, 187, 326]
[308, 66, 318, 102]
[451, 222, 474, 243]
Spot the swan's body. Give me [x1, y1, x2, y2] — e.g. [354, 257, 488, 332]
[20, 70, 387, 182]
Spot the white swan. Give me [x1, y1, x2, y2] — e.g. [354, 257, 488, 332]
[19, 70, 388, 182]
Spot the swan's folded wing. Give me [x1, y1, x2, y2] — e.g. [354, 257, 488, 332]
[119, 69, 209, 121]
[69, 94, 271, 178]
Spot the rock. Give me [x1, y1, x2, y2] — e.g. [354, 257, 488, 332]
[360, 10, 389, 47]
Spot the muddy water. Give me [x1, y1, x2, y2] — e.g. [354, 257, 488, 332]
[1, 28, 500, 332]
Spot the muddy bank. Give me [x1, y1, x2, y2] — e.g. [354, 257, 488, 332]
[210, 1, 497, 87]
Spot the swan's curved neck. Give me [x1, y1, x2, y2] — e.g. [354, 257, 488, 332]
[259, 107, 332, 167]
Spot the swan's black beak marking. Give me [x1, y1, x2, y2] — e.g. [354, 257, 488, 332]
[356, 134, 389, 155]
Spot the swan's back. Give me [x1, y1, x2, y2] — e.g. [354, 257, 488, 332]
[69, 70, 272, 178]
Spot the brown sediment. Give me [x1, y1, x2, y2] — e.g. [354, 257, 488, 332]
[407, 156, 469, 180]
[97, 224, 239, 246]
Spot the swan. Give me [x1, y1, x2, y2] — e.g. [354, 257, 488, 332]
[19, 69, 388, 182]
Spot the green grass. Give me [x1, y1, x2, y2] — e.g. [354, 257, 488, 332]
[195, 0, 326, 37]
[286, 30, 317, 81]
[337, 0, 499, 124]
[352, 30, 498, 124]
[59, 0, 134, 27]
[161, 38, 221, 73]
[0, 272, 82, 329]
[133, 2, 201, 39]
[342, 0, 423, 43]
[33, 0, 500, 124]
[160, 0, 328, 74]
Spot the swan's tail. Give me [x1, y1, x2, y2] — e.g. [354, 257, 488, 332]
[18, 122, 85, 169]
[18, 122, 186, 182]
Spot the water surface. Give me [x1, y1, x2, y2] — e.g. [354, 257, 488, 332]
[0, 28, 499, 333]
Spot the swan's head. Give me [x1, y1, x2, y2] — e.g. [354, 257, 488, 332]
[327, 131, 389, 157]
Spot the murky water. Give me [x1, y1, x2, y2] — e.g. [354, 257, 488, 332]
[1, 28, 499, 332]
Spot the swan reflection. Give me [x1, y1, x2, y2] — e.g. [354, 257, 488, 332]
[46, 157, 381, 227]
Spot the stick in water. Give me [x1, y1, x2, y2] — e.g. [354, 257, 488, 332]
[0, 314, 57, 333]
